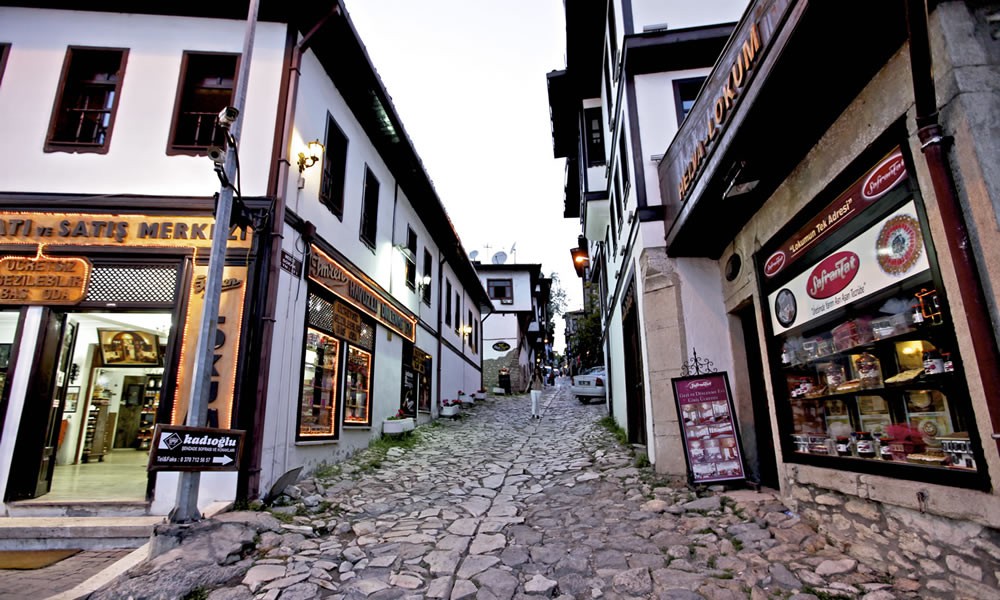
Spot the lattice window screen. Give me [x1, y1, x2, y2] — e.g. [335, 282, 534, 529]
[85, 265, 179, 304]
[308, 293, 375, 351]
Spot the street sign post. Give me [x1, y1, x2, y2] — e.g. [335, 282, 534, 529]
[149, 425, 245, 472]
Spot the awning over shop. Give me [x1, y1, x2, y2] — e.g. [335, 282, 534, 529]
[658, 0, 909, 258]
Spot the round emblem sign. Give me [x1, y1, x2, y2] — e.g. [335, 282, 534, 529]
[876, 214, 923, 276]
[492, 341, 511, 352]
[774, 288, 797, 328]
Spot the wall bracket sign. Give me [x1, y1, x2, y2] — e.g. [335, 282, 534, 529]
[0, 253, 90, 305]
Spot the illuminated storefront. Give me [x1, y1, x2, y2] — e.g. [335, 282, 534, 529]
[0, 211, 254, 503]
[298, 245, 416, 439]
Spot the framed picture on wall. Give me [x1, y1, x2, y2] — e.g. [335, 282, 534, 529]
[97, 329, 161, 366]
[64, 386, 80, 413]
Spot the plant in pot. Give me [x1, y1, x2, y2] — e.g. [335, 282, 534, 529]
[441, 398, 461, 418]
[884, 423, 924, 460]
[473, 388, 487, 400]
[458, 390, 474, 405]
[383, 409, 414, 434]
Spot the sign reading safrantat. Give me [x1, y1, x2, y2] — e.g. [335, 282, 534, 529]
[308, 246, 416, 341]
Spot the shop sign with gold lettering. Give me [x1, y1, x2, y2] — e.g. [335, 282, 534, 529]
[0, 213, 252, 249]
[308, 246, 416, 342]
[0, 254, 90, 305]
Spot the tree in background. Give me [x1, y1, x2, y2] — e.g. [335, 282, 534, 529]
[546, 272, 567, 343]
[573, 304, 603, 370]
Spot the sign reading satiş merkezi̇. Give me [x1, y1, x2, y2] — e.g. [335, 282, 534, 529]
[148, 425, 245, 472]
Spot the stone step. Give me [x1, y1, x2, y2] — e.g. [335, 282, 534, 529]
[5, 500, 152, 518]
[0, 516, 163, 550]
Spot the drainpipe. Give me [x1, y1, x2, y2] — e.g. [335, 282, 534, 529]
[239, 7, 341, 500]
[436, 251, 446, 415]
[906, 0, 1000, 455]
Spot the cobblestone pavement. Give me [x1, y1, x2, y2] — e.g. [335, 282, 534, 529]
[93, 381, 927, 600]
[0, 549, 131, 600]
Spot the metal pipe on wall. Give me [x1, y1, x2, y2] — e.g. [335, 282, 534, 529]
[906, 0, 1000, 455]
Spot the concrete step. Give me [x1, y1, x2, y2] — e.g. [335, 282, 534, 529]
[0, 516, 163, 550]
[5, 501, 152, 518]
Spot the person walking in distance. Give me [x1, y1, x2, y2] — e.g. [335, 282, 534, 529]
[528, 366, 543, 419]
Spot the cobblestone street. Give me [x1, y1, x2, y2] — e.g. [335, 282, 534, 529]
[96, 382, 927, 600]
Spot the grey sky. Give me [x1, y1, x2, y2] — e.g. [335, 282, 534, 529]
[344, 0, 582, 350]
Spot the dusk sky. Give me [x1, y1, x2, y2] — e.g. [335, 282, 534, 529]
[344, 0, 581, 350]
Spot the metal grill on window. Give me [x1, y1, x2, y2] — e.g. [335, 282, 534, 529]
[85, 265, 179, 304]
[356, 323, 374, 351]
[308, 294, 335, 332]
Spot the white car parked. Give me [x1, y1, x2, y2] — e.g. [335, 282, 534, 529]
[571, 367, 606, 404]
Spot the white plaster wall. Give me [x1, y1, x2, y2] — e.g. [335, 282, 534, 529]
[675, 257, 734, 376]
[606, 307, 628, 427]
[0, 8, 285, 197]
[629, 0, 748, 32]
[483, 314, 519, 361]
[634, 69, 712, 206]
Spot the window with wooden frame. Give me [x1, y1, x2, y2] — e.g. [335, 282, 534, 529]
[422, 249, 432, 305]
[320, 113, 349, 218]
[467, 309, 474, 350]
[445, 280, 452, 326]
[672, 76, 706, 127]
[404, 227, 417, 290]
[0, 44, 11, 87]
[454, 291, 461, 333]
[359, 166, 379, 248]
[487, 279, 514, 305]
[167, 52, 238, 155]
[584, 107, 605, 167]
[45, 47, 128, 153]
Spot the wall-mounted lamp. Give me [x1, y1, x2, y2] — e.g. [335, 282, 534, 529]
[460, 325, 473, 338]
[297, 139, 324, 173]
[418, 274, 432, 292]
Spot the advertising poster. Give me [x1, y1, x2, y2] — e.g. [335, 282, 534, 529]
[672, 372, 746, 484]
[768, 201, 930, 335]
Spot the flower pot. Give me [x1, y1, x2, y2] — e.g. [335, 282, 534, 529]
[440, 405, 460, 417]
[459, 395, 474, 405]
[473, 392, 486, 400]
[383, 417, 414, 434]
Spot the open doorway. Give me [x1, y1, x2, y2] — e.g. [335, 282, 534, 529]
[14, 311, 170, 503]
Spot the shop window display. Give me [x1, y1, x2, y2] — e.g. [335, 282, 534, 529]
[300, 329, 339, 438]
[763, 150, 986, 487]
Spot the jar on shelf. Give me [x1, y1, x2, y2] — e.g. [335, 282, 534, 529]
[823, 362, 846, 389]
[835, 436, 852, 456]
[923, 349, 945, 375]
[855, 432, 876, 458]
[855, 352, 883, 389]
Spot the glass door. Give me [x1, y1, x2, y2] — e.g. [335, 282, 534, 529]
[344, 346, 372, 426]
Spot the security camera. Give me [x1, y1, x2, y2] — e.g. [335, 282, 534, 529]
[207, 146, 226, 167]
[217, 106, 239, 129]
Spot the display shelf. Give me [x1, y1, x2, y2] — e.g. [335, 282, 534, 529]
[135, 375, 161, 451]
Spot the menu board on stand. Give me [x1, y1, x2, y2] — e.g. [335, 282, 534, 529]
[671, 372, 747, 484]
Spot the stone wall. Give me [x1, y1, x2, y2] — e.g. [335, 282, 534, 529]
[482, 348, 524, 393]
[788, 479, 1000, 598]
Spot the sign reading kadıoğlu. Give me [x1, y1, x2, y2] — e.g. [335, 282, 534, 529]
[672, 372, 746, 484]
[148, 424, 244, 472]
[308, 246, 416, 341]
[0, 254, 91, 304]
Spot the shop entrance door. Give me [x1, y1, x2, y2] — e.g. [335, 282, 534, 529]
[737, 303, 779, 488]
[622, 283, 647, 446]
[6, 310, 78, 500]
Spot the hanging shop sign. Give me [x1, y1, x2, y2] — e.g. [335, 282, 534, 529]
[0, 213, 252, 249]
[172, 264, 248, 429]
[764, 148, 908, 279]
[332, 300, 364, 345]
[0, 254, 90, 305]
[492, 341, 511, 352]
[672, 372, 746, 484]
[308, 246, 416, 341]
[768, 200, 930, 334]
[148, 424, 244, 472]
